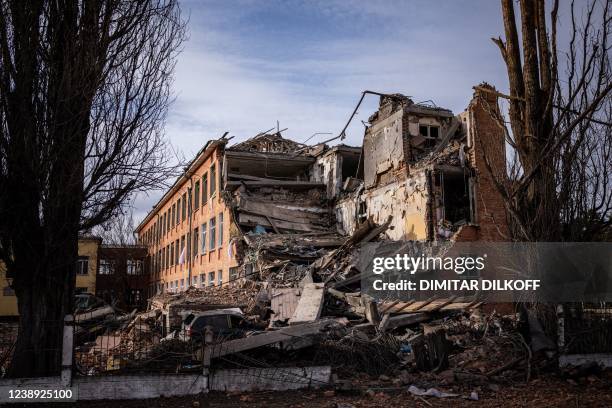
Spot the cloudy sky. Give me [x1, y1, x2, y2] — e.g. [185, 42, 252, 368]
[132, 0, 574, 223]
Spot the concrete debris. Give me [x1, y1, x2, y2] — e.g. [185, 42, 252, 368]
[407, 385, 459, 398]
[70, 87, 546, 388]
[288, 283, 325, 325]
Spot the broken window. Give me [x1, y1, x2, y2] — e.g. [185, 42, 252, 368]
[208, 271, 215, 286]
[419, 125, 440, 148]
[218, 269, 223, 286]
[229, 267, 239, 282]
[181, 192, 187, 220]
[440, 171, 472, 225]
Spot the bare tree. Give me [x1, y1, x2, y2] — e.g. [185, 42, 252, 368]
[93, 204, 137, 246]
[484, 0, 611, 241]
[0, 1, 185, 376]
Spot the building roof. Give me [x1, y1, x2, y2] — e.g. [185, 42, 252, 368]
[134, 138, 226, 233]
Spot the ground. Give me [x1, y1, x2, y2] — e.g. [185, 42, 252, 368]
[13, 376, 612, 408]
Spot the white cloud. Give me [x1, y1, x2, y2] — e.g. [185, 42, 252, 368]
[134, 0, 510, 224]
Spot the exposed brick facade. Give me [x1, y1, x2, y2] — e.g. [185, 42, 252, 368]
[461, 84, 509, 241]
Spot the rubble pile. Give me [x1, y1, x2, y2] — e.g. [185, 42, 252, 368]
[229, 132, 306, 154]
[69, 130, 578, 393]
[73, 214, 494, 382]
[151, 284, 261, 311]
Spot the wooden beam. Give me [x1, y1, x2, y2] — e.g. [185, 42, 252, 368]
[424, 296, 457, 313]
[393, 300, 416, 314]
[379, 313, 430, 332]
[379, 300, 400, 315]
[411, 297, 437, 312]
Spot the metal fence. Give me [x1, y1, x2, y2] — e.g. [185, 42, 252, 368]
[562, 302, 612, 354]
[72, 317, 206, 376]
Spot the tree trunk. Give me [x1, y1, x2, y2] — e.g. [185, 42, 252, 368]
[495, 0, 562, 241]
[9, 257, 73, 377]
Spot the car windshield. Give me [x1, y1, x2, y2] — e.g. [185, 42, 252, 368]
[74, 296, 90, 310]
[191, 315, 229, 331]
[183, 314, 195, 325]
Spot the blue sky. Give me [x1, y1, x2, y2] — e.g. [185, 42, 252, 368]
[132, 0, 576, 222]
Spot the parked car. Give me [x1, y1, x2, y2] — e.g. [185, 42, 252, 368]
[74, 293, 106, 313]
[178, 308, 251, 342]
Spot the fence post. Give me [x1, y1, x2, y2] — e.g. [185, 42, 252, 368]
[61, 314, 74, 387]
[556, 304, 565, 352]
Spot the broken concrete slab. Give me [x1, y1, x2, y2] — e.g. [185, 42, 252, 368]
[270, 288, 301, 324]
[202, 319, 344, 365]
[289, 283, 325, 325]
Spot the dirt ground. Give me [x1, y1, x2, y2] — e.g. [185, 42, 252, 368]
[11, 376, 612, 408]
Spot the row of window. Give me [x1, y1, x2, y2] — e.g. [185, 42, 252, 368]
[141, 161, 221, 245]
[165, 269, 222, 292]
[151, 212, 225, 274]
[161, 266, 240, 293]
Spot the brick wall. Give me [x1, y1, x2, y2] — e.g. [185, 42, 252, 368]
[465, 84, 509, 241]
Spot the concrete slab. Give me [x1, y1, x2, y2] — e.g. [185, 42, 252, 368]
[289, 283, 324, 325]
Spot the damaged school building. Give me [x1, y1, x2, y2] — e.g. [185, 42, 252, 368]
[135, 83, 507, 295]
[48, 84, 608, 396]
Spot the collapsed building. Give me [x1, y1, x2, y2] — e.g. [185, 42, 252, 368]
[136, 83, 509, 295]
[114, 84, 514, 362]
[334, 84, 508, 242]
[72, 85, 597, 390]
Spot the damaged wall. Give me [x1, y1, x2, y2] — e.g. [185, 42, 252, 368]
[313, 146, 362, 200]
[459, 84, 509, 241]
[312, 150, 342, 199]
[335, 194, 360, 236]
[363, 109, 406, 189]
[364, 171, 429, 241]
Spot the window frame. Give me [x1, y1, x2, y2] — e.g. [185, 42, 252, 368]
[209, 217, 216, 250]
[194, 180, 200, 209]
[218, 212, 224, 247]
[201, 172, 208, 205]
[210, 164, 216, 197]
[76, 256, 89, 276]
